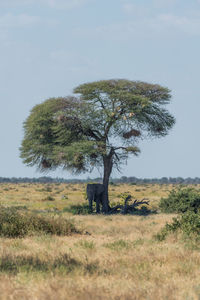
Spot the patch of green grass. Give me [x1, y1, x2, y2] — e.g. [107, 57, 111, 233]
[104, 239, 131, 251]
[75, 240, 95, 249]
[0, 253, 99, 275]
[0, 254, 100, 275]
[63, 204, 91, 215]
[132, 238, 144, 247]
[11, 240, 28, 251]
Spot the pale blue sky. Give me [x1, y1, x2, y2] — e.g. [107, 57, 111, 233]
[1, 0, 200, 179]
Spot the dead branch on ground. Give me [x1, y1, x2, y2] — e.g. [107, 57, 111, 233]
[108, 195, 149, 214]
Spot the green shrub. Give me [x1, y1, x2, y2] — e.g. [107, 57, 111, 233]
[63, 204, 91, 215]
[156, 212, 200, 241]
[110, 182, 117, 186]
[159, 187, 200, 213]
[0, 206, 80, 237]
[42, 195, 55, 201]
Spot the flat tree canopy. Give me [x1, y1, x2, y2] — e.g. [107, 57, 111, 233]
[20, 79, 175, 212]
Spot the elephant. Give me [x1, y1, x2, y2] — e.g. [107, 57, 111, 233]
[86, 183, 105, 213]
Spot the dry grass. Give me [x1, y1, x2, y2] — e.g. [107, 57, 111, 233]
[0, 183, 200, 299]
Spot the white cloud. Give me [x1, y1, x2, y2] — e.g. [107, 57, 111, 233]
[122, 3, 149, 16]
[121, 0, 181, 20]
[0, 0, 33, 6]
[0, 0, 92, 9]
[115, 0, 200, 38]
[152, 0, 179, 8]
[0, 13, 58, 30]
[122, 0, 180, 12]
[0, 13, 41, 28]
[158, 13, 200, 35]
[74, 12, 200, 42]
[41, 0, 91, 9]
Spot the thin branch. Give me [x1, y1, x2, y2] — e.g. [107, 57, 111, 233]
[86, 128, 102, 141]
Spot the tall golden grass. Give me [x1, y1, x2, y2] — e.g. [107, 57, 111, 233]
[0, 183, 199, 299]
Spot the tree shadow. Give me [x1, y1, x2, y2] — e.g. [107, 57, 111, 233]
[62, 204, 157, 216]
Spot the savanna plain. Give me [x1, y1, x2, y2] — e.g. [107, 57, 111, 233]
[0, 182, 200, 300]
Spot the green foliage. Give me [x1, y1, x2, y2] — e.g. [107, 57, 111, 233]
[20, 79, 175, 175]
[159, 187, 200, 213]
[0, 207, 79, 237]
[156, 212, 200, 241]
[110, 181, 117, 186]
[0, 253, 79, 275]
[63, 204, 91, 215]
[74, 79, 175, 139]
[42, 195, 55, 201]
[20, 97, 94, 173]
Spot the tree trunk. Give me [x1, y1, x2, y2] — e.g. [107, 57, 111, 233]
[102, 155, 113, 213]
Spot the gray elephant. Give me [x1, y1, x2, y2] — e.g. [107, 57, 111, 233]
[86, 183, 104, 213]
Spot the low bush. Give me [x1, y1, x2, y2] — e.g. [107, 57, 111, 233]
[0, 206, 80, 237]
[42, 195, 55, 201]
[0, 253, 99, 275]
[156, 212, 200, 241]
[159, 187, 200, 213]
[63, 204, 91, 215]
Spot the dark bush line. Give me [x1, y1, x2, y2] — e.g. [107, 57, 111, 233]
[159, 187, 200, 214]
[0, 206, 80, 238]
[155, 212, 200, 241]
[1, 176, 200, 184]
[63, 203, 155, 215]
[157, 187, 200, 241]
[0, 253, 99, 275]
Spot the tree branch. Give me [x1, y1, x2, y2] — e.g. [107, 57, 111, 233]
[108, 195, 149, 214]
[86, 128, 102, 141]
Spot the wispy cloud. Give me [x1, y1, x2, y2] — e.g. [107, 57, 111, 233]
[117, 0, 200, 38]
[74, 11, 200, 42]
[0, 13, 41, 28]
[0, 0, 92, 9]
[122, 3, 149, 17]
[121, 0, 180, 13]
[157, 13, 200, 35]
[152, 0, 179, 8]
[41, 0, 92, 9]
[0, 13, 58, 30]
[0, 0, 33, 6]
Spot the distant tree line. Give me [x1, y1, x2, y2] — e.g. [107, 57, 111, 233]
[0, 176, 200, 185]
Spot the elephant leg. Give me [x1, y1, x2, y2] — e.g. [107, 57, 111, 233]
[88, 195, 93, 212]
[96, 195, 101, 213]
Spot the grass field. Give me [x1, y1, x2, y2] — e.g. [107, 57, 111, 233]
[0, 183, 200, 300]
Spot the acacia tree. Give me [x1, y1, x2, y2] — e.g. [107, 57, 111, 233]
[20, 79, 175, 213]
